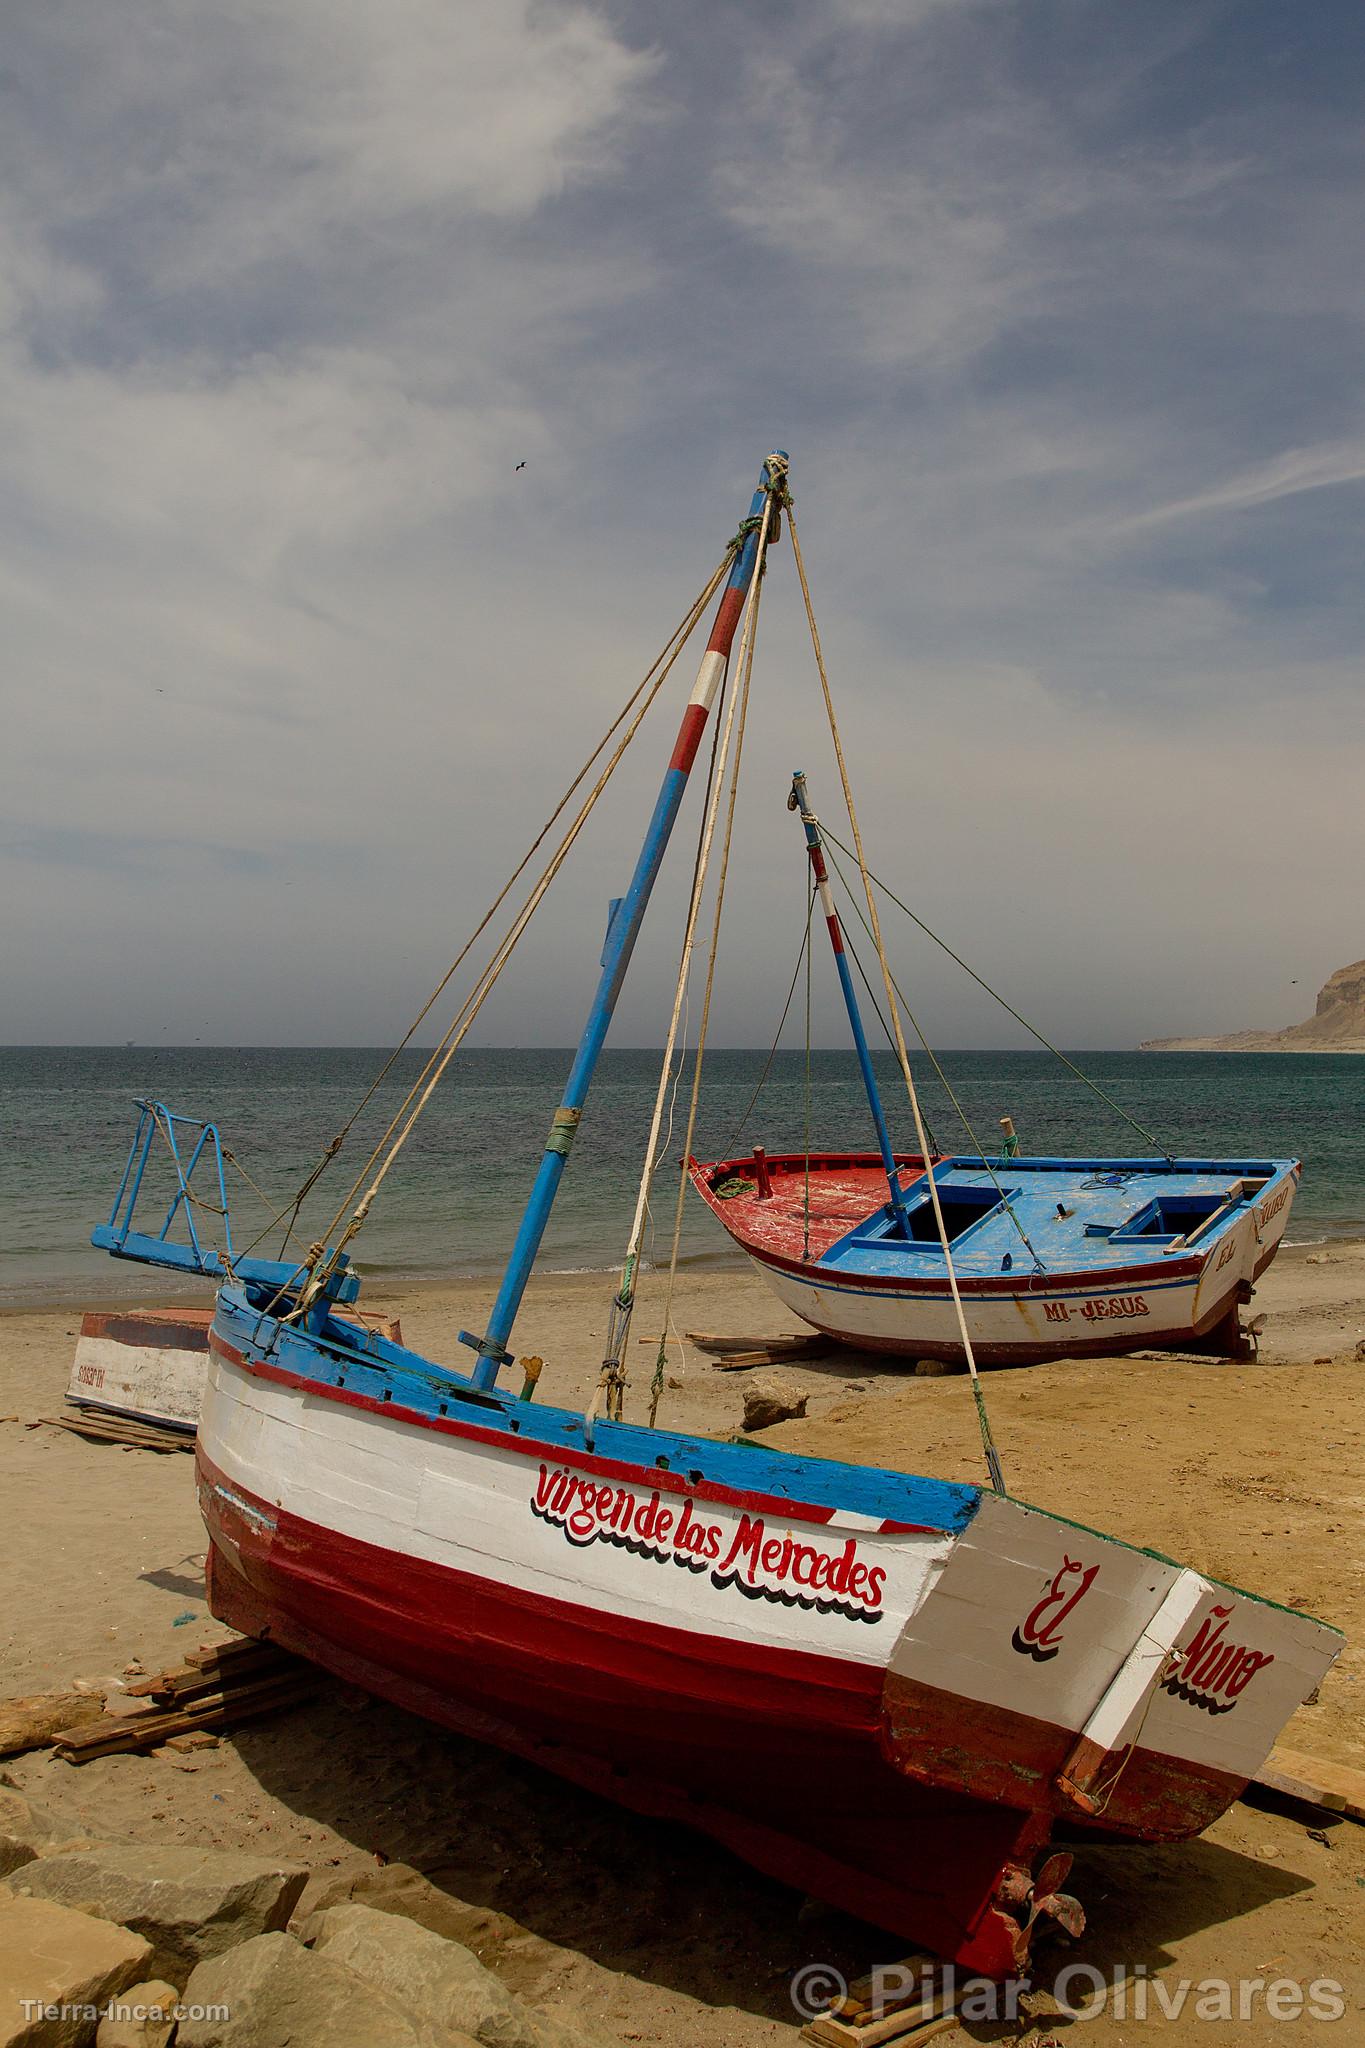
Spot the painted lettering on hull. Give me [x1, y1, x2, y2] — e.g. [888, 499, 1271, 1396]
[1011, 1557, 1100, 1662]
[1164, 1603, 1275, 1713]
[531, 1464, 887, 1623]
[1042, 1296, 1149, 1326]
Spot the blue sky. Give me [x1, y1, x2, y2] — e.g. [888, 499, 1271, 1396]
[2, 0, 1363, 1048]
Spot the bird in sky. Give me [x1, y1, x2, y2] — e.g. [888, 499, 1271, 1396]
[514, 461, 526, 472]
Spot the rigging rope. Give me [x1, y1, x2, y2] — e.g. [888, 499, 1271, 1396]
[727, 876, 816, 1150]
[648, 496, 774, 1426]
[592, 586, 752, 1425]
[817, 824, 1173, 1160]
[786, 506, 1007, 1497]
[280, 552, 737, 1318]
[821, 842, 1043, 1271]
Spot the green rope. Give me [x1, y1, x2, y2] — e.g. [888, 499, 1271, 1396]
[819, 825, 1174, 1160]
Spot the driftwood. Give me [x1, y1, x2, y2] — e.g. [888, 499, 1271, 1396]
[0, 1689, 106, 1758]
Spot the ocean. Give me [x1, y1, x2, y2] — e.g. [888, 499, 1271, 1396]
[2, 1044, 1363, 1307]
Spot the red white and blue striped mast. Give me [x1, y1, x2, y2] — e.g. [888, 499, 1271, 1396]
[462, 452, 789, 1389]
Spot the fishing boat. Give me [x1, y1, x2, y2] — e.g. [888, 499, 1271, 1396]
[689, 1145, 1299, 1365]
[690, 771, 1298, 1366]
[92, 453, 1342, 1979]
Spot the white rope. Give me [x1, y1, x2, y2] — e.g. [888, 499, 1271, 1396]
[595, 499, 776, 1417]
[786, 507, 1006, 1495]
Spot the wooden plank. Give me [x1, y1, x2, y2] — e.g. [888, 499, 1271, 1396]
[802, 1991, 954, 2048]
[676, 1331, 827, 1356]
[125, 1643, 294, 1702]
[54, 1674, 320, 1762]
[41, 1413, 191, 1453]
[832, 1958, 932, 2019]
[1252, 1744, 1365, 1821]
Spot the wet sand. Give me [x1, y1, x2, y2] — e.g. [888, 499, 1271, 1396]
[2, 1243, 1362, 2044]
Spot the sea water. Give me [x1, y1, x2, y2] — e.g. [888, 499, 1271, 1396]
[2, 1044, 1362, 1306]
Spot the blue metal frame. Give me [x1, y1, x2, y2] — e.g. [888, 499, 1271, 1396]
[91, 1099, 360, 1303]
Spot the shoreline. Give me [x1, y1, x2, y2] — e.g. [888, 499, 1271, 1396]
[5, 1230, 1365, 1318]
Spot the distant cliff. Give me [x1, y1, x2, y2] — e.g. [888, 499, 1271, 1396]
[1142, 959, 1365, 1052]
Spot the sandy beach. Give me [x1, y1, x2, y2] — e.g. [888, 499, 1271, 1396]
[2, 1244, 1362, 2044]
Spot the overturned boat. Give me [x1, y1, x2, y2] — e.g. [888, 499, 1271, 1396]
[93, 452, 1341, 1978]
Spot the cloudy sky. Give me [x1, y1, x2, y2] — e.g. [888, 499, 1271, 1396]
[3, 0, 1363, 1050]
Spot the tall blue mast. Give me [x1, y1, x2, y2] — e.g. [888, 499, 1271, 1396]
[789, 771, 912, 1237]
[462, 452, 788, 1389]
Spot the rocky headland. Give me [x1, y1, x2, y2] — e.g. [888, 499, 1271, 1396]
[1142, 957, 1365, 1052]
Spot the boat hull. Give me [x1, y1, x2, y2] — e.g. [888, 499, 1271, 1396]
[690, 1153, 1299, 1365]
[196, 1296, 1340, 1975]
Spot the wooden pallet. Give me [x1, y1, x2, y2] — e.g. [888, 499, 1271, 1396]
[51, 1640, 320, 1762]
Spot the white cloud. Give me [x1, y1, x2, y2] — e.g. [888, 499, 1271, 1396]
[1118, 438, 1365, 530]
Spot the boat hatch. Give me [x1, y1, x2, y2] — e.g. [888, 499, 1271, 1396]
[905, 1186, 1004, 1242]
[1109, 1192, 1233, 1243]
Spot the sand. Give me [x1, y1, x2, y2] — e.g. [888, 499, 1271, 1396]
[2, 1244, 1363, 2044]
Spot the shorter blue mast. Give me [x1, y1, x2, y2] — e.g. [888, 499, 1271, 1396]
[789, 771, 912, 1237]
[462, 452, 788, 1389]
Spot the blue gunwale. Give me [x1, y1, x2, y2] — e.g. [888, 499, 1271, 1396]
[212, 1283, 980, 1534]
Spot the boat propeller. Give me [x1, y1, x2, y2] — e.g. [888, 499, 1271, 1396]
[996, 1850, 1087, 1962]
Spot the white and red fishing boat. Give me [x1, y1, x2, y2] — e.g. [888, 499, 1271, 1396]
[689, 1144, 1299, 1364]
[689, 770, 1298, 1366]
[93, 453, 1342, 1978]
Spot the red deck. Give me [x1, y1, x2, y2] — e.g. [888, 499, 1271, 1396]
[690, 1149, 930, 1261]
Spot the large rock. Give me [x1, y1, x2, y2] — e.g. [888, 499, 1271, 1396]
[176, 1934, 425, 2048]
[13, 1846, 307, 1986]
[741, 1372, 808, 1433]
[0, 1788, 89, 1880]
[95, 1980, 179, 2048]
[0, 1887, 152, 2048]
[310, 1903, 600, 2048]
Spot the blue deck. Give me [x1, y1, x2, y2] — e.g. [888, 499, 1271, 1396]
[819, 1156, 1298, 1279]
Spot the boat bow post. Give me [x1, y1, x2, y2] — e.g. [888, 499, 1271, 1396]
[462, 452, 790, 1391]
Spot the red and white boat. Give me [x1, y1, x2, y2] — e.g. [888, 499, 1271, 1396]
[93, 453, 1343, 1978]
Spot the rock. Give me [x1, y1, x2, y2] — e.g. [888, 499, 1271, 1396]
[95, 1980, 179, 2048]
[14, 1845, 307, 1986]
[1355, 1340, 1365, 1362]
[177, 1933, 425, 2048]
[0, 1788, 85, 1880]
[741, 1373, 808, 1432]
[311, 1902, 601, 2048]
[0, 1889, 153, 2048]
[0, 1692, 106, 1759]
[914, 1358, 953, 1376]
[292, 1863, 517, 1954]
